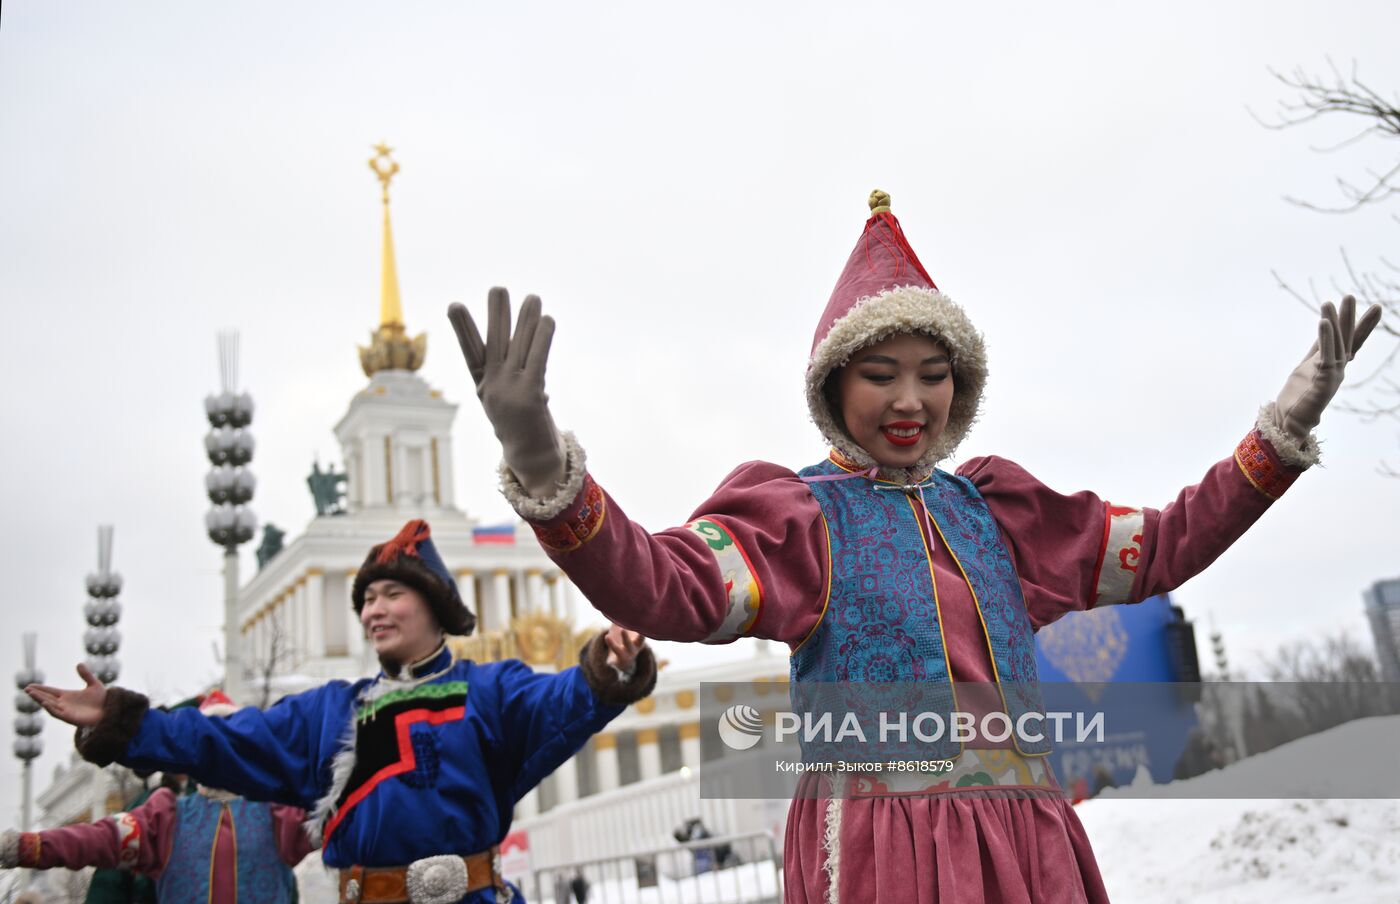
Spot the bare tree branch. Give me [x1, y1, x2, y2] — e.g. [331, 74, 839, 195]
[249, 612, 298, 710]
[1261, 61, 1400, 213]
[1268, 61, 1400, 474]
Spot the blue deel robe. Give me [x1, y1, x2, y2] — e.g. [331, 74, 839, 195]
[114, 646, 624, 900]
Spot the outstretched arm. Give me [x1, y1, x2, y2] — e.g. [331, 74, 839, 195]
[493, 628, 658, 801]
[447, 291, 830, 647]
[26, 668, 337, 808]
[967, 297, 1384, 627]
[0, 788, 177, 875]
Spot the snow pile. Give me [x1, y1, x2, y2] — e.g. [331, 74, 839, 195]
[1077, 716, 1400, 902]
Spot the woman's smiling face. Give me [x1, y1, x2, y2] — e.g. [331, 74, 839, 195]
[834, 332, 954, 469]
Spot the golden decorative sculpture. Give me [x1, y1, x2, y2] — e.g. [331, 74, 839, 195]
[514, 611, 569, 666]
[449, 612, 599, 672]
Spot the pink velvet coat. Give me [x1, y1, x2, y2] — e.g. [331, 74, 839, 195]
[517, 425, 1300, 903]
[17, 788, 312, 904]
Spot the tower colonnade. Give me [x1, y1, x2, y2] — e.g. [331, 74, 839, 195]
[237, 557, 579, 684]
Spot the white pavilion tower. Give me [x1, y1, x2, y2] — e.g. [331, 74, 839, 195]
[226, 145, 585, 710]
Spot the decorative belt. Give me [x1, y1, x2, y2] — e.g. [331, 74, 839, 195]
[339, 847, 511, 904]
[844, 748, 1061, 796]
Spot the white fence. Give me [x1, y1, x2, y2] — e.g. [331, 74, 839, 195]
[530, 832, 782, 904]
[514, 770, 771, 870]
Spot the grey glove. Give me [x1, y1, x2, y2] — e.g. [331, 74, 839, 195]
[448, 288, 567, 498]
[1272, 295, 1383, 444]
[1, 829, 19, 868]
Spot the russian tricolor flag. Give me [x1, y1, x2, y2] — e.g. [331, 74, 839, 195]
[472, 523, 516, 545]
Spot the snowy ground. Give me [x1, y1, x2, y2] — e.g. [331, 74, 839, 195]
[1079, 716, 1400, 903]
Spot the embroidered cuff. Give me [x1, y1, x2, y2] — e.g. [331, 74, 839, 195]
[1256, 403, 1321, 469]
[1235, 414, 1307, 501]
[3, 831, 43, 868]
[499, 431, 588, 522]
[579, 632, 657, 708]
[527, 474, 607, 554]
[75, 686, 150, 767]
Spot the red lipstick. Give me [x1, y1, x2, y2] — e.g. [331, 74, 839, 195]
[880, 422, 924, 447]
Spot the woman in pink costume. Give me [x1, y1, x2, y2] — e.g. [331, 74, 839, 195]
[446, 190, 1382, 903]
[1, 692, 312, 904]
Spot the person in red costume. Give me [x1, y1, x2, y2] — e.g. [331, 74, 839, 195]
[1, 692, 313, 904]
[445, 189, 1383, 904]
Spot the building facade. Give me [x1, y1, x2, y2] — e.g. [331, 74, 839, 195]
[1365, 577, 1400, 684]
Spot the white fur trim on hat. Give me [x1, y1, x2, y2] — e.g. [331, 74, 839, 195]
[498, 431, 587, 522]
[805, 284, 988, 473]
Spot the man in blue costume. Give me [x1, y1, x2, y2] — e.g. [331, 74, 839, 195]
[26, 519, 658, 903]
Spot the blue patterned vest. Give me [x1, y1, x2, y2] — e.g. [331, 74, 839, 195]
[158, 794, 295, 904]
[792, 458, 1050, 758]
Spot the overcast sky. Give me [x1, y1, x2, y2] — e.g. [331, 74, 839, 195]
[2, 1, 1399, 827]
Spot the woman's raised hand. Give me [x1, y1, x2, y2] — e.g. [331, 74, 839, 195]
[448, 288, 567, 497]
[25, 664, 108, 729]
[1274, 295, 1384, 443]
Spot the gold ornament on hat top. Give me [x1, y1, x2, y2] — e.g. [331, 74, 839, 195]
[869, 189, 892, 215]
[359, 142, 427, 377]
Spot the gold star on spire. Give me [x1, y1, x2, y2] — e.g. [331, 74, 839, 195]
[369, 142, 399, 204]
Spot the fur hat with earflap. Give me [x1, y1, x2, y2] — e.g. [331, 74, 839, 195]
[352, 519, 476, 636]
[806, 190, 988, 473]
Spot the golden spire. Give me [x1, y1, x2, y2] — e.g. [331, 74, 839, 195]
[359, 143, 426, 377]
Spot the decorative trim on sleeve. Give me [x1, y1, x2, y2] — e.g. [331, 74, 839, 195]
[1236, 418, 1306, 502]
[498, 431, 588, 522]
[75, 686, 150, 767]
[529, 475, 607, 553]
[685, 518, 764, 643]
[1091, 504, 1144, 606]
[112, 811, 142, 869]
[18, 832, 41, 868]
[579, 632, 658, 707]
[1255, 403, 1321, 470]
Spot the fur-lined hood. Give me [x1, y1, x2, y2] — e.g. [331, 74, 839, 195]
[805, 192, 987, 474]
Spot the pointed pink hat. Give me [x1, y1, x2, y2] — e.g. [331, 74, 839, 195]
[805, 190, 987, 468]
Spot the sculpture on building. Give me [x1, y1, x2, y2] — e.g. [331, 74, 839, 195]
[306, 461, 347, 516]
[255, 523, 286, 570]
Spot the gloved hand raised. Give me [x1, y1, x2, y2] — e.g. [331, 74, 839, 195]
[448, 288, 568, 498]
[1272, 295, 1384, 446]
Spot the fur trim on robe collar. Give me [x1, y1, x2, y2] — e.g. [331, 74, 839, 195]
[304, 644, 454, 847]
